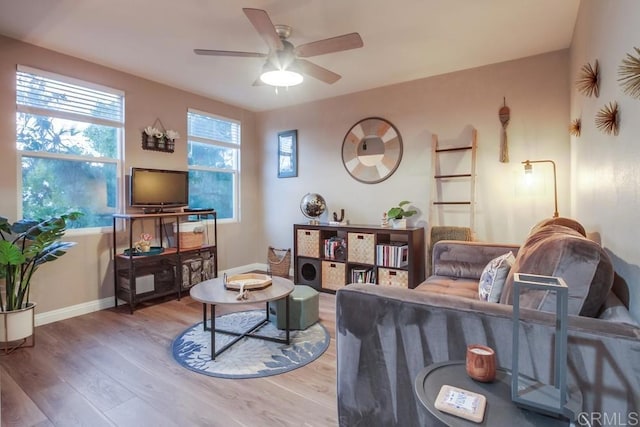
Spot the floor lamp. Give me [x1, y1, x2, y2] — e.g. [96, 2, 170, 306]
[522, 160, 559, 218]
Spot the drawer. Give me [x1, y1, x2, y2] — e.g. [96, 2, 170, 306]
[297, 229, 320, 258]
[378, 268, 409, 288]
[321, 261, 346, 291]
[347, 232, 375, 264]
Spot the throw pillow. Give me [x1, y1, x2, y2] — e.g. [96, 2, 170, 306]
[478, 252, 516, 302]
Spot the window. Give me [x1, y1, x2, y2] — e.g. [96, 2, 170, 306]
[16, 66, 124, 229]
[187, 109, 240, 220]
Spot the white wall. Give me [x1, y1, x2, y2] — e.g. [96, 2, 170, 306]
[257, 51, 570, 258]
[570, 0, 640, 321]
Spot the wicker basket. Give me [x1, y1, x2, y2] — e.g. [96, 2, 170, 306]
[268, 247, 291, 278]
[321, 261, 346, 291]
[297, 229, 320, 258]
[347, 232, 375, 264]
[378, 268, 409, 288]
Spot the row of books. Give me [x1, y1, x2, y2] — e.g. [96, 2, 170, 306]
[376, 242, 409, 268]
[324, 237, 346, 260]
[350, 267, 376, 284]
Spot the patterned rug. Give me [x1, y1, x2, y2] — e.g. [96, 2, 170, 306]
[171, 309, 330, 379]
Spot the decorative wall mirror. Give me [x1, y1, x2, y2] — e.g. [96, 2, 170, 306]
[341, 117, 403, 183]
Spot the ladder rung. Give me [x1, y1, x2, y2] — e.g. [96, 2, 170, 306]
[435, 146, 473, 153]
[434, 174, 472, 179]
[433, 201, 472, 205]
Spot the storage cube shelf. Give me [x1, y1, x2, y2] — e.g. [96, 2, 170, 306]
[294, 223, 425, 293]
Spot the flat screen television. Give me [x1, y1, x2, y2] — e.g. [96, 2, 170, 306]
[129, 167, 189, 211]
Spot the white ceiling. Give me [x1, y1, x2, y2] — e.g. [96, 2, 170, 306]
[0, 0, 580, 112]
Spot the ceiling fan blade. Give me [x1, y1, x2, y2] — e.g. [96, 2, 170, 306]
[295, 33, 363, 58]
[242, 8, 284, 52]
[194, 49, 267, 58]
[296, 59, 341, 84]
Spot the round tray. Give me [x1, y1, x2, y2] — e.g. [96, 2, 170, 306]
[123, 246, 164, 256]
[224, 273, 272, 291]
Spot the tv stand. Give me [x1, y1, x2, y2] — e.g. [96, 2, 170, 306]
[112, 210, 217, 313]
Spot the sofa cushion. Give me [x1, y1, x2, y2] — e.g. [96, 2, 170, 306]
[530, 217, 587, 237]
[500, 224, 614, 317]
[416, 276, 479, 300]
[478, 252, 515, 302]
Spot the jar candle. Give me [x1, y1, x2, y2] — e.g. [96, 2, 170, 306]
[466, 344, 496, 382]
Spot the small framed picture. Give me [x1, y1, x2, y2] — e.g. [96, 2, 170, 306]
[278, 129, 298, 178]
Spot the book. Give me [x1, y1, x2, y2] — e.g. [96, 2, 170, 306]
[434, 385, 486, 423]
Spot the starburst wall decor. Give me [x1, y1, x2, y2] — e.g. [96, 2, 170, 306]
[618, 47, 640, 100]
[569, 118, 581, 137]
[576, 60, 600, 98]
[595, 102, 619, 136]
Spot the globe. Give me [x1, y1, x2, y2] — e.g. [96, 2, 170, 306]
[300, 193, 326, 224]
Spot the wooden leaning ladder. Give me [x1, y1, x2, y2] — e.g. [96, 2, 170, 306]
[429, 128, 477, 234]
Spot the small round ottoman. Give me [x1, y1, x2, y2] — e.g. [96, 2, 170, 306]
[269, 284, 319, 330]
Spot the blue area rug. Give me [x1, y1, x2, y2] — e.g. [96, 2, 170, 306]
[171, 309, 329, 379]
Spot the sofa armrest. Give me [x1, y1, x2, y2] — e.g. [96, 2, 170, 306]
[431, 240, 520, 280]
[336, 284, 640, 427]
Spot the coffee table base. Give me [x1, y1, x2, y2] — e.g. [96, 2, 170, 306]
[201, 299, 290, 360]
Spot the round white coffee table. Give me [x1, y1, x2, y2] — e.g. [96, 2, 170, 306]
[190, 276, 295, 360]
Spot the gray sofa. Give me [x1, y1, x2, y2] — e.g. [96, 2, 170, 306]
[336, 219, 640, 426]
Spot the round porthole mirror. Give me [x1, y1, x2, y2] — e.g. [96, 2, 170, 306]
[341, 117, 403, 184]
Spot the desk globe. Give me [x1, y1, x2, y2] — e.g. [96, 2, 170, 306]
[300, 193, 326, 224]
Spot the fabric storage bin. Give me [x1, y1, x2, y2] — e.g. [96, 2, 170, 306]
[173, 221, 204, 249]
[297, 229, 320, 258]
[378, 267, 409, 288]
[347, 232, 375, 264]
[181, 257, 203, 289]
[322, 261, 346, 291]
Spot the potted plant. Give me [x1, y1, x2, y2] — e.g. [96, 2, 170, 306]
[387, 201, 417, 229]
[0, 212, 80, 351]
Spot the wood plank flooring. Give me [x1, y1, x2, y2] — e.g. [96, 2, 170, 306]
[0, 292, 338, 427]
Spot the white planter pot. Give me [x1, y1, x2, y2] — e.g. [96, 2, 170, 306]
[391, 218, 407, 229]
[0, 302, 36, 343]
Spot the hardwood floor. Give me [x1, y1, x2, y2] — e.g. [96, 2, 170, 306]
[0, 292, 338, 427]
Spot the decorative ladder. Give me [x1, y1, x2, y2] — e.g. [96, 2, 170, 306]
[427, 128, 477, 274]
[429, 128, 477, 231]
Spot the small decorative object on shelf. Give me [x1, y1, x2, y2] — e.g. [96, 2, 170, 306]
[300, 193, 326, 225]
[595, 101, 619, 136]
[466, 344, 496, 383]
[576, 59, 600, 98]
[134, 233, 153, 253]
[141, 119, 180, 153]
[618, 47, 640, 100]
[569, 118, 582, 137]
[381, 212, 389, 228]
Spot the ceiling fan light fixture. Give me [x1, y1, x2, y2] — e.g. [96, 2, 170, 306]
[260, 68, 303, 87]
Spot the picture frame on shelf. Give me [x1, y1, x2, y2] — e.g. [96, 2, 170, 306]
[278, 129, 298, 178]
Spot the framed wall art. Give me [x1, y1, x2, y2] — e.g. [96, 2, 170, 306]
[278, 129, 298, 178]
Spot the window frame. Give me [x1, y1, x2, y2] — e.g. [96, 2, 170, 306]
[187, 108, 241, 223]
[15, 65, 125, 234]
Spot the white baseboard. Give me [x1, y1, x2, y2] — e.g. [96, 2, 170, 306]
[34, 263, 271, 326]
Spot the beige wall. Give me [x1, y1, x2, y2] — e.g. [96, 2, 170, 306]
[257, 51, 570, 254]
[570, 0, 640, 321]
[0, 35, 261, 315]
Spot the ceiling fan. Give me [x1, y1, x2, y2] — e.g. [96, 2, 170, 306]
[194, 8, 364, 87]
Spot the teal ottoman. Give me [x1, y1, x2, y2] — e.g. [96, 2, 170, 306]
[269, 285, 319, 330]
